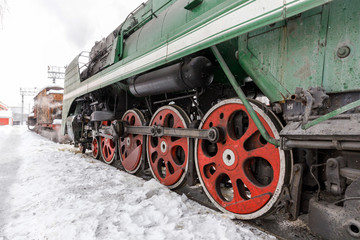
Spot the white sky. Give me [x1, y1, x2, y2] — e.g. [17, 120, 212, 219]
[0, 0, 144, 111]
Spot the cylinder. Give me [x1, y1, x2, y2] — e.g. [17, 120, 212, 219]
[129, 56, 213, 97]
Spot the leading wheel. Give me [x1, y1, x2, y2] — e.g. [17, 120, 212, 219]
[119, 109, 146, 174]
[100, 121, 116, 164]
[195, 98, 290, 219]
[146, 105, 191, 189]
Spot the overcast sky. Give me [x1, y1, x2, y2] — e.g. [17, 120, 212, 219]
[0, 0, 143, 110]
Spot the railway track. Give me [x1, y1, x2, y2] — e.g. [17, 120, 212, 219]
[84, 150, 319, 240]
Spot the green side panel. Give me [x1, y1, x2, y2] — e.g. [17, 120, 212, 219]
[116, 0, 175, 62]
[243, 0, 360, 102]
[323, 0, 360, 92]
[122, 27, 143, 58]
[161, 0, 188, 40]
[245, 7, 325, 99]
[134, 11, 167, 57]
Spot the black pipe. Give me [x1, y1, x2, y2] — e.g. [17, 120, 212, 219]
[129, 56, 213, 97]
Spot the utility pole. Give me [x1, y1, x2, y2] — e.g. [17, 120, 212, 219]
[19, 87, 38, 125]
[47, 66, 65, 84]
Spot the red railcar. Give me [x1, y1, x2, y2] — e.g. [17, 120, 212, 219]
[28, 86, 65, 142]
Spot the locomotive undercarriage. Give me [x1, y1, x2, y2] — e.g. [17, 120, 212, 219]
[67, 82, 360, 239]
[64, 43, 360, 239]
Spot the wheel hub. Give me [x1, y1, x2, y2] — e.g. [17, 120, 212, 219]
[222, 149, 235, 167]
[160, 141, 167, 153]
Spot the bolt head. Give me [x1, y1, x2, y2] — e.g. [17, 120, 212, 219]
[337, 46, 351, 58]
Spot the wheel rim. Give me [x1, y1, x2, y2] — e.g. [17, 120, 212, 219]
[92, 137, 100, 159]
[146, 105, 190, 189]
[195, 99, 287, 219]
[119, 109, 145, 174]
[100, 121, 116, 164]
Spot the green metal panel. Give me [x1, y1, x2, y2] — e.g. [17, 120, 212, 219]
[241, 0, 360, 102]
[322, 0, 360, 92]
[116, 0, 175, 62]
[244, 6, 326, 101]
[122, 27, 144, 58]
[238, 38, 290, 102]
[161, 0, 189, 40]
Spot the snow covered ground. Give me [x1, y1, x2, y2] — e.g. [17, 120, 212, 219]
[0, 126, 275, 240]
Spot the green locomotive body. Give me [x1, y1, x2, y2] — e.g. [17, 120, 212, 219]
[62, 0, 360, 238]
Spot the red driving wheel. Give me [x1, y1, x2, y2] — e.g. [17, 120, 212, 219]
[100, 121, 116, 164]
[195, 99, 289, 219]
[146, 105, 191, 189]
[119, 109, 146, 174]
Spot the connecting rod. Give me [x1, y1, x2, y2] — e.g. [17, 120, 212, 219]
[100, 121, 222, 143]
[124, 125, 222, 143]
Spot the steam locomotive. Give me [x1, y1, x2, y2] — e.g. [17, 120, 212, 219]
[62, 0, 360, 238]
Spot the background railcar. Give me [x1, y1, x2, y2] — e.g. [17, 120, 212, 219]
[28, 86, 65, 142]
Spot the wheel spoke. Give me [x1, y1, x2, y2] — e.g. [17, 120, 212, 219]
[239, 170, 270, 197]
[170, 137, 187, 148]
[245, 144, 280, 177]
[241, 120, 259, 143]
[228, 174, 249, 203]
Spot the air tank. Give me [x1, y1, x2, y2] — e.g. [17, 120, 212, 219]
[129, 56, 213, 97]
